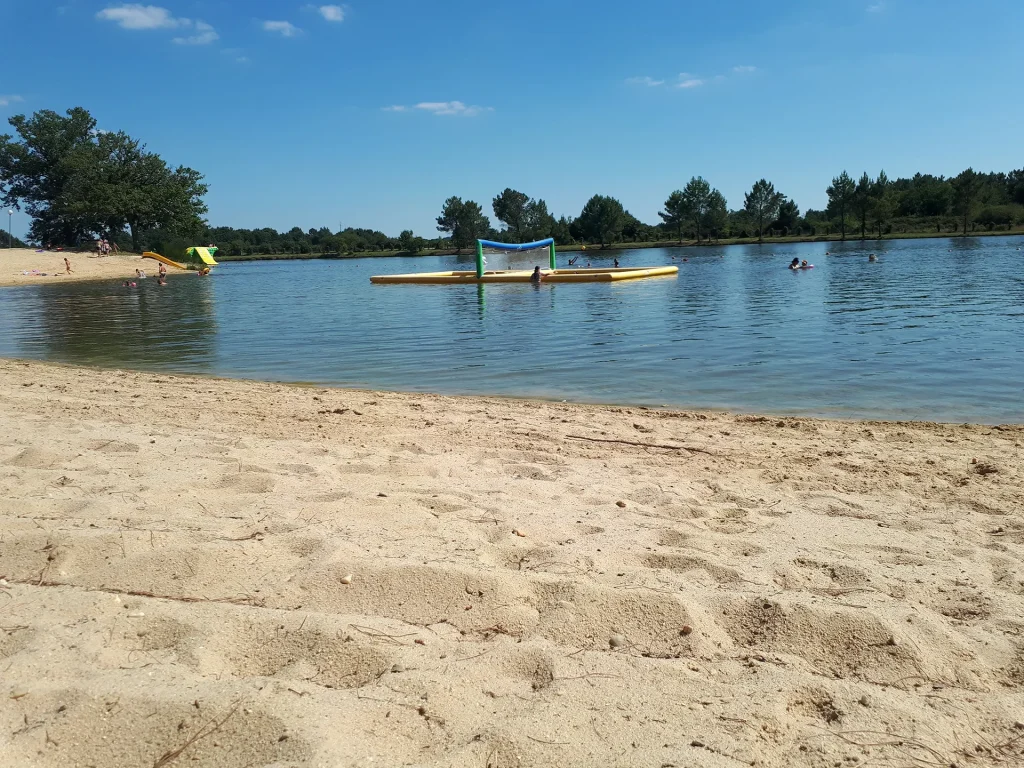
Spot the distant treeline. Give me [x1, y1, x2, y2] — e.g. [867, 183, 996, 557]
[2, 107, 1022, 257]
[206, 169, 1024, 256]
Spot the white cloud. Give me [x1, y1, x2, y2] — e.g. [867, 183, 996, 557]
[0, 95, 24, 107]
[626, 76, 664, 87]
[97, 4, 186, 30]
[263, 20, 302, 37]
[677, 78, 704, 89]
[415, 101, 492, 116]
[173, 20, 218, 45]
[733, 65, 757, 73]
[867, 2, 885, 11]
[319, 5, 345, 22]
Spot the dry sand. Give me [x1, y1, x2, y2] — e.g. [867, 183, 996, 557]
[0, 248, 159, 287]
[0, 359, 1022, 767]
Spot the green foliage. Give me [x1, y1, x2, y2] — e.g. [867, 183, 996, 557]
[826, 171, 856, 240]
[436, 196, 490, 252]
[744, 179, 785, 243]
[853, 172, 873, 238]
[492, 188, 530, 242]
[659, 190, 686, 243]
[0, 107, 207, 250]
[576, 195, 625, 247]
[774, 199, 801, 234]
[680, 176, 715, 242]
[951, 168, 980, 235]
[398, 229, 422, 254]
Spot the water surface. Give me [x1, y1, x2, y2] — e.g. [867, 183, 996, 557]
[2, 236, 1022, 422]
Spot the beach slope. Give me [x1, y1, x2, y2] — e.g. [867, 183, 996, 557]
[0, 360, 1021, 766]
[0, 249, 153, 287]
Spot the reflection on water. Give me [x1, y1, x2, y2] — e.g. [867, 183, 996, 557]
[0, 236, 1022, 423]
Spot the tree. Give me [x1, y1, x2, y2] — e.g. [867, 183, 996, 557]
[853, 172, 872, 239]
[951, 167, 980, 235]
[576, 194, 624, 247]
[436, 196, 490, 252]
[492, 188, 530, 242]
[0, 107, 99, 245]
[0, 107, 207, 250]
[744, 179, 784, 243]
[704, 190, 729, 240]
[826, 171, 856, 240]
[775, 199, 800, 234]
[870, 170, 894, 238]
[398, 229, 420, 254]
[659, 190, 686, 243]
[680, 176, 715, 242]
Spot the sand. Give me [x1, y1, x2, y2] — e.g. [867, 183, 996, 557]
[0, 359, 1022, 767]
[0, 248, 163, 287]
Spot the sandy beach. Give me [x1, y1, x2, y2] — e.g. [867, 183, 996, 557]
[0, 359, 1022, 767]
[0, 249, 159, 287]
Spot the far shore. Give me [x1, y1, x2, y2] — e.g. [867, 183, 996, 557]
[215, 227, 1024, 262]
[3, 229, 1021, 278]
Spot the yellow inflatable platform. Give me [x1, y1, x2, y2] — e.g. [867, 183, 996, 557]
[370, 266, 678, 284]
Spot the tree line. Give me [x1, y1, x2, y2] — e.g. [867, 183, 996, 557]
[2, 106, 1022, 257]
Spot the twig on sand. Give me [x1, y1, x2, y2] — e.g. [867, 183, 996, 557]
[526, 735, 569, 745]
[348, 624, 419, 645]
[565, 435, 716, 455]
[152, 701, 240, 768]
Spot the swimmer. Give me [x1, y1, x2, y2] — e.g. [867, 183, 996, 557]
[789, 258, 800, 270]
[158, 275, 167, 286]
[868, 254, 877, 262]
[614, 258, 619, 268]
[530, 266, 542, 283]
[800, 260, 813, 269]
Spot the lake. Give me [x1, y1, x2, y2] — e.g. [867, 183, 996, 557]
[1, 236, 1022, 423]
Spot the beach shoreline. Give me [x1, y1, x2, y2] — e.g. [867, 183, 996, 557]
[1, 359, 1022, 766]
[0, 248, 174, 288]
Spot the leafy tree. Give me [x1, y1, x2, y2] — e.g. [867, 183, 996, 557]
[680, 176, 715, 243]
[398, 229, 420, 254]
[744, 179, 784, 243]
[492, 188, 530, 242]
[775, 199, 800, 234]
[951, 167, 980, 235]
[826, 171, 856, 240]
[659, 190, 686, 243]
[0, 107, 207, 250]
[870, 170, 894, 238]
[704, 190, 729, 239]
[576, 194, 624, 247]
[853, 172, 873, 239]
[0, 107, 99, 245]
[436, 196, 489, 252]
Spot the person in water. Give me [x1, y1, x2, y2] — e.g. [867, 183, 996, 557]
[614, 258, 619, 268]
[789, 258, 800, 270]
[158, 275, 167, 286]
[530, 266, 542, 283]
[801, 260, 810, 268]
[868, 254, 877, 262]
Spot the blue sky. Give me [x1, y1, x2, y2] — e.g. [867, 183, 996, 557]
[3, 0, 1023, 238]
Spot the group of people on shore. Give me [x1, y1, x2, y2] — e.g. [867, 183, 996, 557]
[96, 239, 117, 256]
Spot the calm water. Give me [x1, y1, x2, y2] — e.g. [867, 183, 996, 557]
[2, 236, 1023, 423]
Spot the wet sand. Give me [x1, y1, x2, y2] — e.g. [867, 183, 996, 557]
[0, 359, 1022, 767]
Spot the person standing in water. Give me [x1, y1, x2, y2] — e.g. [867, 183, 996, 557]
[530, 266, 543, 283]
[789, 258, 800, 270]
